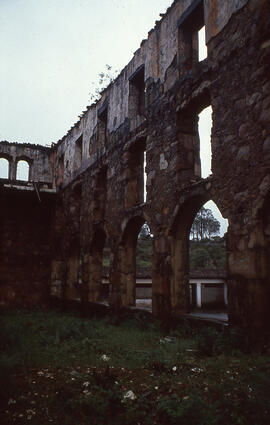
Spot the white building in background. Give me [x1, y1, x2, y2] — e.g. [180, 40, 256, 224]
[103, 268, 227, 309]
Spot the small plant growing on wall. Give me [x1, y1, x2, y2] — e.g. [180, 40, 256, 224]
[88, 64, 119, 103]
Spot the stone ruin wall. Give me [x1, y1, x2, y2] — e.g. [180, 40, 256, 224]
[0, 143, 55, 307]
[0, 0, 270, 338]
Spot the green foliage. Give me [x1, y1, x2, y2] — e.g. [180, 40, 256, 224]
[195, 326, 249, 356]
[190, 238, 226, 269]
[136, 235, 152, 267]
[102, 245, 111, 266]
[0, 356, 19, 408]
[157, 393, 212, 425]
[136, 224, 153, 267]
[1, 310, 269, 425]
[138, 223, 152, 240]
[190, 247, 211, 268]
[50, 368, 123, 425]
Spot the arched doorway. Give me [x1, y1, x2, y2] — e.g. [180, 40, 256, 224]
[189, 201, 228, 311]
[120, 216, 152, 307]
[171, 194, 228, 314]
[136, 223, 153, 309]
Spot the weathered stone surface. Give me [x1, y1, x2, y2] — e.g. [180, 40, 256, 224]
[263, 136, 270, 153]
[159, 153, 168, 170]
[236, 145, 250, 161]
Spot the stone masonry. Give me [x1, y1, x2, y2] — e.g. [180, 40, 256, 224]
[0, 0, 270, 339]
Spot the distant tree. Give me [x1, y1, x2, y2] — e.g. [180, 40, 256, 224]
[190, 207, 220, 240]
[138, 223, 152, 240]
[190, 247, 211, 268]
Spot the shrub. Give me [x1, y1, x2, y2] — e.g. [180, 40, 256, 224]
[156, 393, 213, 425]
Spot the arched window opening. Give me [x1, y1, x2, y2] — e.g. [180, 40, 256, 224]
[189, 201, 228, 312]
[0, 158, 9, 179]
[198, 105, 212, 178]
[16, 160, 29, 181]
[136, 222, 153, 309]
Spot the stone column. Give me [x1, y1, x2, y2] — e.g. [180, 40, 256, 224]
[119, 242, 136, 306]
[9, 158, 16, 180]
[196, 283, 202, 308]
[152, 236, 172, 317]
[87, 251, 103, 302]
[227, 224, 270, 338]
[170, 235, 190, 314]
[108, 248, 123, 309]
[224, 283, 228, 306]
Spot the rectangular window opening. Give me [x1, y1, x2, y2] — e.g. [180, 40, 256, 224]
[98, 104, 109, 145]
[178, 0, 205, 74]
[125, 138, 146, 209]
[75, 135, 83, 169]
[198, 26, 207, 61]
[129, 66, 145, 118]
[198, 105, 212, 178]
[57, 154, 64, 187]
[176, 93, 211, 181]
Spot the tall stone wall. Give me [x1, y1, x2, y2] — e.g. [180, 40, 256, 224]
[0, 0, 269, 338]
[0, 142, 55, 307]
[0, 189, 55, 307]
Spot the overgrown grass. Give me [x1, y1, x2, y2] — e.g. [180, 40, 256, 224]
[1, 309, 269, 424]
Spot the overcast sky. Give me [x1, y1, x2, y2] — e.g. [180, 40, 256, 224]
[0, 0, 228, 233]
[0, 0, 172, 145]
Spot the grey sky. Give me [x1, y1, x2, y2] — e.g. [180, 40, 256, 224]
[0, 0, 228, 234]
[0, 0, 171, 144]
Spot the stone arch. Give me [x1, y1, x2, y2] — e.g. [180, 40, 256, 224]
[169, 182, 227, 313]
[119, 214, 152, 306]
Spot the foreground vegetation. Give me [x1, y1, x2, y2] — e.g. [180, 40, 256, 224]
[1, 309, 269, 424]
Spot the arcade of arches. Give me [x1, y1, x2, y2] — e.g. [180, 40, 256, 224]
[0, 0, 270, 340]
